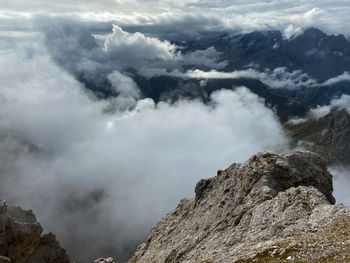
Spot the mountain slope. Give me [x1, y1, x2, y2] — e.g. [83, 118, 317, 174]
[130, 152, 350, 263]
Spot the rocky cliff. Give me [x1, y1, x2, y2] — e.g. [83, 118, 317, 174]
[130, 152, 350, 263]
[0, 201, 70, 263]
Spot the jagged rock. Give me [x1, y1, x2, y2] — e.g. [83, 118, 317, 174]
[130, 151, 350, 263]
[93, 257, 115, 263]
[0, 201, 70, 263]
[26, 233, 70, 263]
[0, 201, 42, 263]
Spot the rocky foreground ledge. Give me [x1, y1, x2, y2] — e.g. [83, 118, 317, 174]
[1, 152, 350, 263]
[130, 152, 350, 263]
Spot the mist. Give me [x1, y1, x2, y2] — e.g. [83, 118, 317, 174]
[1, 15, 350, 263]
[330, 166, 350, 207]
[0, 49, 290, 262]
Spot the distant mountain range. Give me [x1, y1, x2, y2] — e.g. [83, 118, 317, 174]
[76, 27, 350, 166]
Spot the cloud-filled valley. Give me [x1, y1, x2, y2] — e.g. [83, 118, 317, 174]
[1, 4, 350, 262]
[0, 48, 290, 261]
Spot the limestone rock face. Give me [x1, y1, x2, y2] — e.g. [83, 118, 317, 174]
[130, 151, 350, 263]
[0, 201, 70, 263]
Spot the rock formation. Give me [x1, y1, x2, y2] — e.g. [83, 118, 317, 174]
[130, 151, 350, 262]
[0, 201, 70, 263]
[93, 258, 115, 263]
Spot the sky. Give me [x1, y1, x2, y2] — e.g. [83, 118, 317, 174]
[1, 1, 350, 262]
[1, 0, 350, 38]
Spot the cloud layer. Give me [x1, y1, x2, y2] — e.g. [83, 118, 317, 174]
[0, 50, 289, 262]
[2, 1, 350, 38]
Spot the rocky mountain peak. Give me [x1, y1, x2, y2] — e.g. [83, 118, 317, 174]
[130, 151, 350, 263]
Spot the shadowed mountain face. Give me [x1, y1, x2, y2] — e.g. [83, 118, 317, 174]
[179, 27, 350, 105]
[182, 28, 350, 82]
[286, 109, 350, 165]
[134, 76, 312, 123]
[69, 27, 350, 106]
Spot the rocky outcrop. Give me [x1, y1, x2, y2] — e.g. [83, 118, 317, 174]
[93, 258, 115, 263]
[26, 234, 70, 263]
[130, 151, 350, 263]
[0, 201, 70, 263]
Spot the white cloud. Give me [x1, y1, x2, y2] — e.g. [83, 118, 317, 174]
[284, 24, 303, 39]
[139, 67, 318, 90]
[322, 72, 350, 86]
[309, 94, 350, 119]
[1, 0, 350, 39]
[103, 25, 178, 62]
[107, 71, 140, 111]
[330, 94, 350, 114]
[310, 105, 332, 119]
[330, 166, 350, 207]
[182, 46, 228, 69]
[0, 51, 289, 261]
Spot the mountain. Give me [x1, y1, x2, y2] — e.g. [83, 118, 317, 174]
[130, 152, 350, 263]
[180, 27, 350, 105]
[135, 76, 312, 123]
[2, 152, 349, 262]
[0, 201, 69, 263]
[183, 27, 350, 81]
[286, 109, 350, 165]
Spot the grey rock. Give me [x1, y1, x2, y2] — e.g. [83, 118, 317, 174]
[93, 258, 115, 263]
[130, 151, 350, 263]
[0, 201, 70, 263]
[26, 233, 70, 263]
[0, 201, 42, 263]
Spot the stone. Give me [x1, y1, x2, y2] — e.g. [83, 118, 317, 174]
[26, 233, 70, 263]
[130, 151, 350, 263]
[94, 258, 115, 263]
[0, 201, 70, 263]
[0, 203, 42, 263]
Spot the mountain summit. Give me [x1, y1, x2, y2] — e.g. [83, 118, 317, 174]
[130, 152, 350, 263]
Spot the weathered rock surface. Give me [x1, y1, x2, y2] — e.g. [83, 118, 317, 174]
[26, 234, 70, 263]
[130, 151, 350, 263]
[93, 257, 115, 263]
[0, 201, 70, 263]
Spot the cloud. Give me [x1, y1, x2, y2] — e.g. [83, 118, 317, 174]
[107, 71, 140, 111]
[139, 67, 318, 90]
[0, 50, 289, 262]
[329, 166, 350, 207]
[103, 24, 179, 63]
[322, 72, 350, 86]
[182, 46, 228, 69]
[2, 1, 350, 39]
[309, 94, 350, 119]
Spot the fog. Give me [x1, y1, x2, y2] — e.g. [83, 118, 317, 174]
[330, 166, 350, 207]
[0, 49, 289, 261]
[1, 13, 349, 262]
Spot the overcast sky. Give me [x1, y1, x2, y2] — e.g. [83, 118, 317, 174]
[1, 0, 350, 37]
